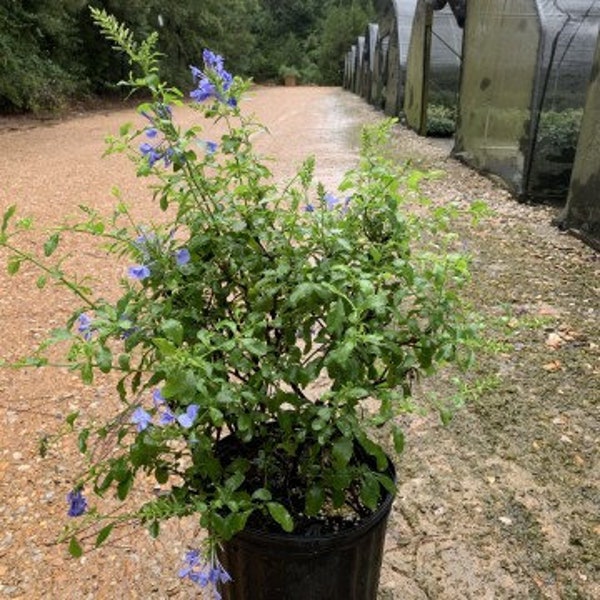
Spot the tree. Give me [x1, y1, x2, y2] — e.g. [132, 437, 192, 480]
[317, 1, 375, 85]
[0, 0, 86, 112]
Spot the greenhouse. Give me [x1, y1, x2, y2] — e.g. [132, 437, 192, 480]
[354, 35, 366, 96]
[375, 0, 418, 116]
[371, 28, 390, 110]
[403, 0, 464, 136]
[453, 0, 600, 202]
[361, 23, 380, 105]
[556, 28, 600, 248]
[343, 46, 356, 90]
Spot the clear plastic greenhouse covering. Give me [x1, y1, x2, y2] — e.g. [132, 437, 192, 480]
[556, 28, 600, 247]
[453, 0, 600, 202]
[403, 0, 464, 136]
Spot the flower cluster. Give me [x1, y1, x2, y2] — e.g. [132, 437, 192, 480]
[129, 389, 200, 432]
[190, 49, 236, 107]
[139, 105, 175, 167]
[127, 229, 190, 281]
[179, 548, 232, 600]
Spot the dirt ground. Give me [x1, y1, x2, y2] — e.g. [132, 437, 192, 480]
[0, 86, 598, 599]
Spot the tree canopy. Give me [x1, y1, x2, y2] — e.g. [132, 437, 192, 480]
[0, 0, 374, 114]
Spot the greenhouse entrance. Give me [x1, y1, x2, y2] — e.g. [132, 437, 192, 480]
[403, 0, 464, 137]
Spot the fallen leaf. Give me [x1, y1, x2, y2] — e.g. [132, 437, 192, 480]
[545, 332, 563, 349]
[538, 304, 561, 317]
[543, 360, 562, 372]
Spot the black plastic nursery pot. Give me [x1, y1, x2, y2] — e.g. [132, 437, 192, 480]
[217, 487, 395, 600]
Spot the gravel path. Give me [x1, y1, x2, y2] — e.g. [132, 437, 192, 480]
[0, 86, 598, 599]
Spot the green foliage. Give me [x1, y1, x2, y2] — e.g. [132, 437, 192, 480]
[317, 1, 375, 84]
[427, 104, 457, 137]
[536, 109, 583, 160]
[1, 16, 478, 557]
[0, 0, 375, 112]
[0, 0, 86, 113]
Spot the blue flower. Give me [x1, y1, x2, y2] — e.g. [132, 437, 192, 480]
[304, 203, 315, 213]
[190, 78, 217, 102]
[202, 49, 224, 72]
[179, 548, 231, 597]
[139, 142, 163, 167]
[175, 248, 191, 266]
[131, 407, 152, 432]
[77, 313, 94, 341]
[152, 388, 166, 407]
[177, 404, 199, 429]
[128, 265, 151, 280]
[139, 124, 174, 167]
[325, 192, 340, 210]
[159, 408, 176, 426]
[67, 489, 87, 517]
[205, 141, 218, 154]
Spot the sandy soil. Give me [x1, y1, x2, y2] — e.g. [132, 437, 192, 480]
[0, 86, 598, 599]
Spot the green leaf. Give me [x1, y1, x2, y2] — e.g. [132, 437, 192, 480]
[118, 353, 130, 371]
[209, 406, 224, 426]
[96, 346, 113, 373]
[375, 473, 396, 495]
[68, 536, 83, 558]
[225, 472, 245, 492]
[267, 502, 294, 532]
[161, 319, 183, 346]
[80, 361, 93, 385]
[44, 233, 60, 257]
[66, 411, 79, 427]
[360, 471, 381, 511]
[326, 298, 346, 335]
[155, 466, 169, 485]
[7, 257, 21, 275]
[117, 472, 134, 500]
[95, 524, 114, 548]
[237, 413, 253, 432]
[241, 338, 267, 357]
[152, 338, 177, 357]
[332, 437, 353, 468]
[148, 521, 160, 538]
[289, 283, 321, 307]
[305, 484, 324, 516]
[358, 437, 387, 471]
[78, 429, 90, 453]
[251, 488, 272, 501]
[1, 204, 16, 234]
[391, 424, 405, 454]
[36, 275, 47, 289]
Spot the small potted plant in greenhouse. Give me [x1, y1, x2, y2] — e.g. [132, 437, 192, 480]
[0, 9, 478, 600]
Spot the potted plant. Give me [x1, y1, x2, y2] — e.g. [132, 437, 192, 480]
[0, 10, 477, 600]
[278, 64, 301, 86]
